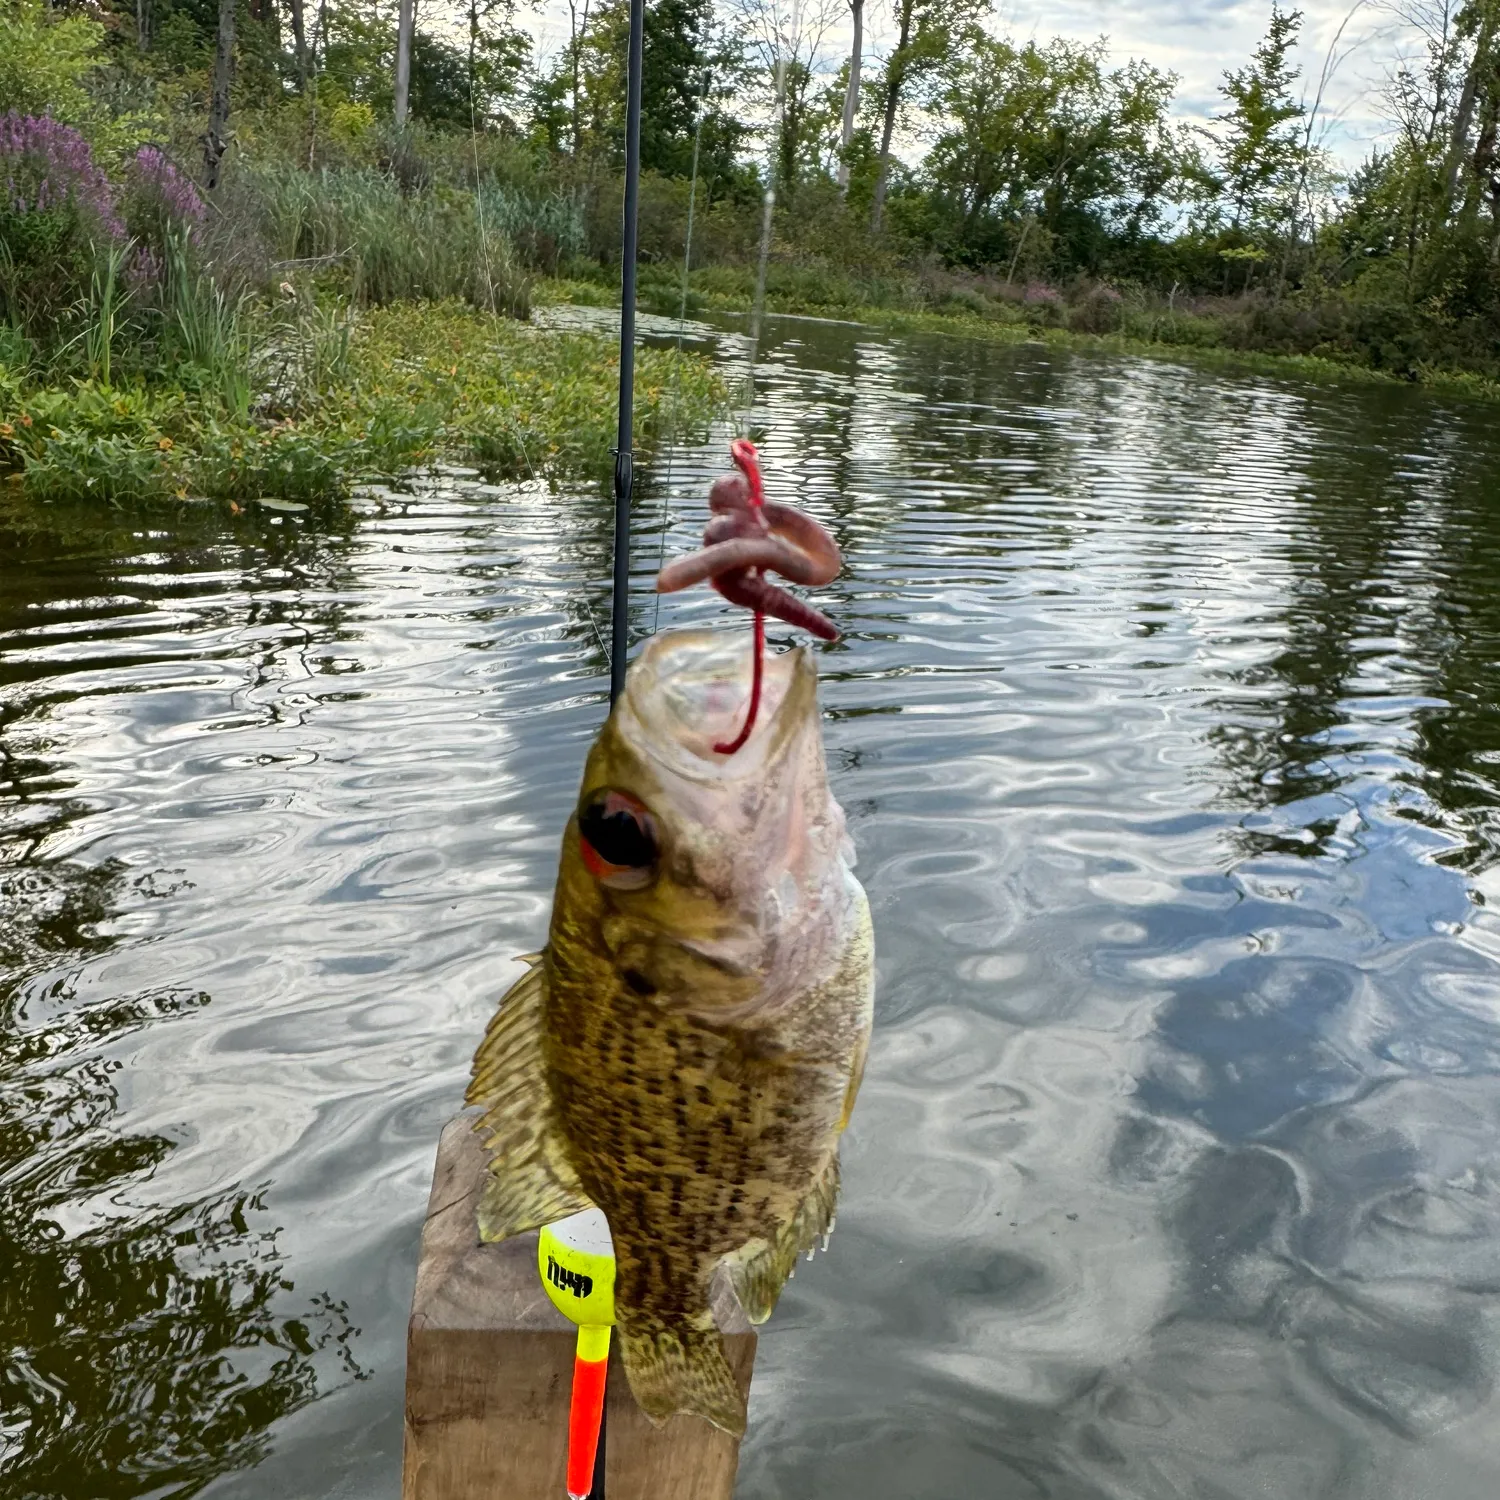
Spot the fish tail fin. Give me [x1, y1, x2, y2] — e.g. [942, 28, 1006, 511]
[465, 953, 592, 1240]
[619, 1320, 746, 1437]
[726, 1150, 840, 1325]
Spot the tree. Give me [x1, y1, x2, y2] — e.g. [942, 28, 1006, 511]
[571, 0, 744, 186]
[1382, 0, 1463, 284]
[203, 0, 235, 190]
[456, 0, 529, 128]
[732, 0, 844, 200]
[1210, 4, 1307, 239]
[394, 0, 414, 126]
[837, 0, 864, 194]
[1442, 0, 1499, 217]
[288, 0, 310, 90]
[870, 0, 979, 230]
[925, 33, 1182, 270]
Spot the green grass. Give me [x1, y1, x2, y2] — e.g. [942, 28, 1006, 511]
[0, 300, 726, 508]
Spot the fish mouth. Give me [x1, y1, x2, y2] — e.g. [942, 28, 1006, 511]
[622, 629, 817, 775]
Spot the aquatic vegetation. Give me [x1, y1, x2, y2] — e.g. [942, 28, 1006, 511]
[0, 302, 727, 506]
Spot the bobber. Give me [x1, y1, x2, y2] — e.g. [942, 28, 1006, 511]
[537, 1208, 616, 1499]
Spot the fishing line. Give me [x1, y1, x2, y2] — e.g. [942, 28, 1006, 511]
[652, 68, 711, 639]
[711, 0, 800, 751]
[739, 0, 801, 437]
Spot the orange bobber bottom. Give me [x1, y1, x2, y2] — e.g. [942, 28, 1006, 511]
[566, 1337, 609, 1500]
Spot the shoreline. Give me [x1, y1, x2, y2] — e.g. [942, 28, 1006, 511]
[0, 301, 726, 513]
[540, 277, 1500, 405]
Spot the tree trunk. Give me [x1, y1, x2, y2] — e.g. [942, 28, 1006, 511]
[567, 0, 591, 156]
[136, 0, 149, 51]
[837, 0, 863, 195]
[1442, 2, 1497, 219]
[203, 0, 235, 191]
[394, 0, 415, 127]
[468, 0, 479, 119]
[288, 0, 308, 91]
[870, 69, 901, 231]
[869, 0, 913, 232]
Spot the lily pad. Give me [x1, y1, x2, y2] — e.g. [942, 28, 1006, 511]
[252, 497, 310, 513]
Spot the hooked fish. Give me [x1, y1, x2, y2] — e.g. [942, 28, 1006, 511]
[465, 627, 873, 1435]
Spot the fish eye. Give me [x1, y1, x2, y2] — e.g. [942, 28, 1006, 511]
[578, 790, 658, 890]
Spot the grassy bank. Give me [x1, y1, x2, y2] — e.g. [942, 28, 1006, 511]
[0, 300, 725, 509]
[543, 262, 1500, 403]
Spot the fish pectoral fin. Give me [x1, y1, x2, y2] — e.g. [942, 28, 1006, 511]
[726, 1151, 841, 1325]
[619, 1319, 746, 1437]
[465, 953, 591, 1241]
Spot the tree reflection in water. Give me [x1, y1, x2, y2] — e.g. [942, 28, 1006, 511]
[0, 513, 365, 1498]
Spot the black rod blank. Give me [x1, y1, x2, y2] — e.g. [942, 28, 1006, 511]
[610, 0, 646, 706]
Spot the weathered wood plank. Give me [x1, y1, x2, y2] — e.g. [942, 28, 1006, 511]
[403, 1113, 756, 1500]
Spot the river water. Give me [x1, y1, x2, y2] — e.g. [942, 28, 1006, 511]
[5, 315, 1500, 1499]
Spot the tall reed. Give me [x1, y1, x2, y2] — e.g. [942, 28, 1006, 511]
[73, 238, 133, 386]
[162, 228, 251, 418]
[245, 165, 531, 316]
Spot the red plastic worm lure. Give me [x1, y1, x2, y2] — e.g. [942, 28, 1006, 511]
[655, 439, 841, 755]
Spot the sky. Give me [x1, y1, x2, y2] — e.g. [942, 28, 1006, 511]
[514, 0, 1412, 170]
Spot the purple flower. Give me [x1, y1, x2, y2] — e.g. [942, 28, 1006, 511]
[127, 146, 206, 227]
[1022, 282, 1062, 306]
[0, 112, 125, 240]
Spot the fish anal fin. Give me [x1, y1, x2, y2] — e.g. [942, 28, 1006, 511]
[726, 1152, 841, 1325]
[465, 952, 590, 1242]
[619, 1321, 746, 1437]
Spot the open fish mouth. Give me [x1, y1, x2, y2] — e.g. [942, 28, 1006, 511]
[622, 630, 816, 773]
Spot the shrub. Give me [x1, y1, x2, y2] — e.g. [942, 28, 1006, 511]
[0, 112, 125, 335]
[1067, 283, 1124, 335]
[0, 1, 102, 132]
[121, 146, 206, 253]
[1021, 281, 1065, 327]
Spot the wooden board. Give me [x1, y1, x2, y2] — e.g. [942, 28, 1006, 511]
[403, 1113, 756, 1500]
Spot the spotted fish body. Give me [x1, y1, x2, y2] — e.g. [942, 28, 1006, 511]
[466, 629, 873, 1435]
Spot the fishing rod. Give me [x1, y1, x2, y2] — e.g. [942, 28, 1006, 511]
[609, 0, 646, 706]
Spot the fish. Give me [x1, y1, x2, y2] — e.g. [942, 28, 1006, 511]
[465, 627, 874, 1435]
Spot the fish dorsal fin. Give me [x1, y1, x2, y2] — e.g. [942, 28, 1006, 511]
[619, 1320, 747, 1436]
[465, 954, 591, 1240]
[725, 1151, 840, 1325]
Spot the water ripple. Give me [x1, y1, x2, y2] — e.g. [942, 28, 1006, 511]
[4, 318, 1500, 1497]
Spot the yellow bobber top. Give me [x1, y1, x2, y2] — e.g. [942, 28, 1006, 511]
[539, 1207, 616, 1350]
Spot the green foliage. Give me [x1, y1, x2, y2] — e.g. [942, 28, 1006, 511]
[1206, 4, 1306, 238]
[0, 0, 102, 130]
[161, 229, 253, 415]
[542, 0, 746, 197]
[0, 302, 727, 506]
[924, 33, 1184, 271]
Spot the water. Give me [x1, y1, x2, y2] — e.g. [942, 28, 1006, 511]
[5, 317, 1500, 1500]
